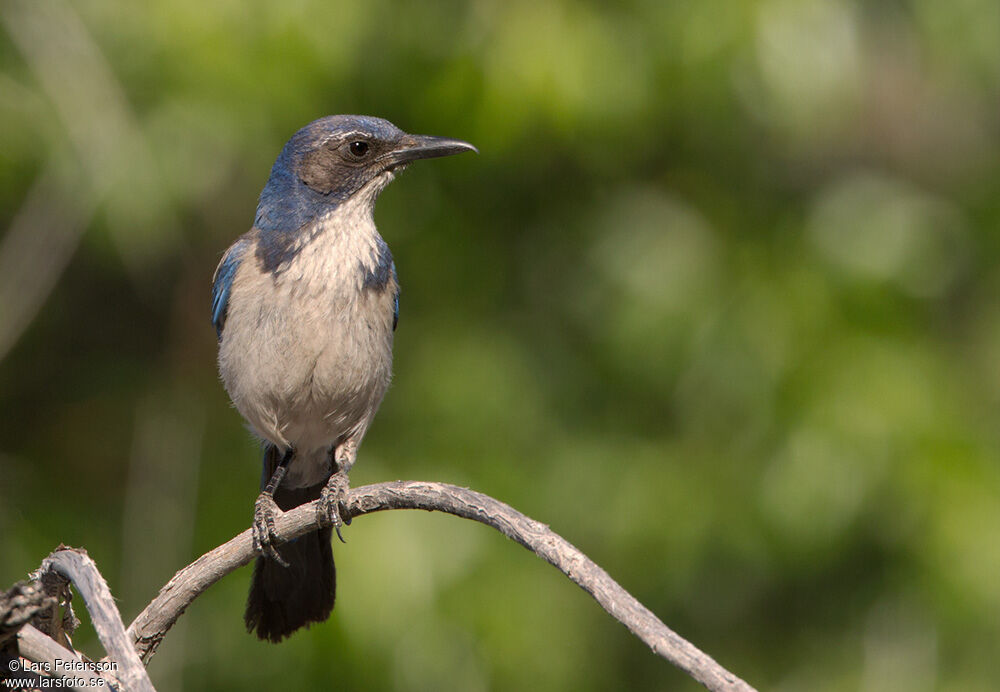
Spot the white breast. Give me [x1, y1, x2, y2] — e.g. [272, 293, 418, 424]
[218, 192, 397, 487]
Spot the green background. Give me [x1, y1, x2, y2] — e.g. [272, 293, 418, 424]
[1, 0, 999, 690]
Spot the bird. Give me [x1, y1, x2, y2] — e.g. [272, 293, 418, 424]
[211, 115, 476, 642]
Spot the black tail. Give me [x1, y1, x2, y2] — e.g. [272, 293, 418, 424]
[244, 446, 336, 643]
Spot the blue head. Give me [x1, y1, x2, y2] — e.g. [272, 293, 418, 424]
[254, 115, 475, 271]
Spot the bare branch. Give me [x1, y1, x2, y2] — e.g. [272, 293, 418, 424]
[126, 481, 756, 692]
[41, 549, 155, 692]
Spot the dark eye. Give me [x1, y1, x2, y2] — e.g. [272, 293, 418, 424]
[349, 140, 370, 158]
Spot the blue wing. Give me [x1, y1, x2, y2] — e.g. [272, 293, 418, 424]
[211, 238, 249, 340]
[391, 261, 399, 331]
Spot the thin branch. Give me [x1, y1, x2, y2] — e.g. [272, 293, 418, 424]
[41, 549, 155, 692]
[126, 481, 756, 692]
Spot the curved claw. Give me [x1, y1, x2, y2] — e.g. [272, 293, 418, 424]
[253, 493, 289, 567]
[262, 542, 289, 567]
[317, 471, 351, 541]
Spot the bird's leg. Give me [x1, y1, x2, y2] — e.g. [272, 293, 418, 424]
[317, 440, 356, 543]
[253, 446, 293, 567]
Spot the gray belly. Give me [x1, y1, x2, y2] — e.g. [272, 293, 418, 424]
[218, 266, 396, 467]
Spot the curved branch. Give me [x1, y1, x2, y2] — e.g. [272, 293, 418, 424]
[126, 481, 756, 692]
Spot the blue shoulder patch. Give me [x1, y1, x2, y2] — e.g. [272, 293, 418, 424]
[211, 238, 249, 340]
[362, 235, 394, 291]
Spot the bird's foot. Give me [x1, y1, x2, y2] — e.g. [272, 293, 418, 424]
[252, 493, 289, 567]
[317, 471, 351, 543]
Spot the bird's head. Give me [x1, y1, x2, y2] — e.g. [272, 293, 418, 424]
[255, 115, 476, 236]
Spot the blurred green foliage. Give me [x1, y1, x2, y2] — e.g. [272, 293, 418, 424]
[1, 0, 999, 690]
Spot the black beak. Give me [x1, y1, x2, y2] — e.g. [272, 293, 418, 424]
[384, 134, 478, 169]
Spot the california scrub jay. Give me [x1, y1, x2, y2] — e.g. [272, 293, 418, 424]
[211, 115, 475, 642]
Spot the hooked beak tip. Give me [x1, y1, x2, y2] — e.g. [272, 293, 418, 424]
[387, 135, 478, 168]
